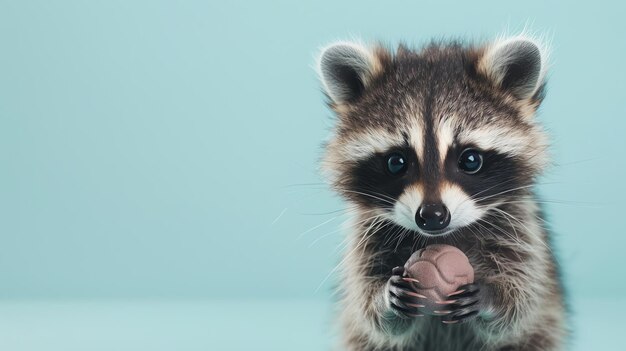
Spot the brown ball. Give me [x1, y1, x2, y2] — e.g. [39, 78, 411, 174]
[403, 244, 474, 315]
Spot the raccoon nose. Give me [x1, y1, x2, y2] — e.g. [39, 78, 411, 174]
[415, 204, 451, 232]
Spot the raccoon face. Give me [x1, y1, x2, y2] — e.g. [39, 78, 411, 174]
[318, 37, 549, 237]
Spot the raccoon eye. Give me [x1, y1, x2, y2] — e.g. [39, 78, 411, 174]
[386, 153, 407, 175]
[458, 149, 483, 174]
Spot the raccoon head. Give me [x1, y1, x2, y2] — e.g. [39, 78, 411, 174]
[318, 37, 549, 237]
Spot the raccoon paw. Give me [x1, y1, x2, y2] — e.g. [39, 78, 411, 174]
[436, 283, 482, 324]
[387, 266, 428, 319]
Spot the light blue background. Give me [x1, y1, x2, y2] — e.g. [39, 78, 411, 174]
[0, 0, 624, 350]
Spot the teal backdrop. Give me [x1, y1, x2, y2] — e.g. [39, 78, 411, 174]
[0, 1, 624, 350]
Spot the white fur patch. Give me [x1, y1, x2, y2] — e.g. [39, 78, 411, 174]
[459, 127, 525, 156]
[340, 128, 405, 160]
[436, 118, 455, 166]
[407, 118, 425, 162]
[457, 126, 549, 170]
[389, 185, 422, 232]
[440, 183, 486, 230]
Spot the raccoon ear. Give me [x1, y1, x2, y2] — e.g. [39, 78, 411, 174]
[478, 37, 548, 101]
[317, 42, 382, 104]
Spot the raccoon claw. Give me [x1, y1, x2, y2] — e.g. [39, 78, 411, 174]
[438, 283, 482, 324]
[387, 266, 427, 319]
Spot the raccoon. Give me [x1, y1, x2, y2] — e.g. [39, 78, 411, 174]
[316, 36, 567, 350]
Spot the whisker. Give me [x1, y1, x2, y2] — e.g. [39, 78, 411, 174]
[307, 209, 384, 247]
[315, 214, 386, 294]
[270, 208, 288, 225]
[296, 216, 339, 240]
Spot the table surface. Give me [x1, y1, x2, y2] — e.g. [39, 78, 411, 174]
[0, 297, 619, 350]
